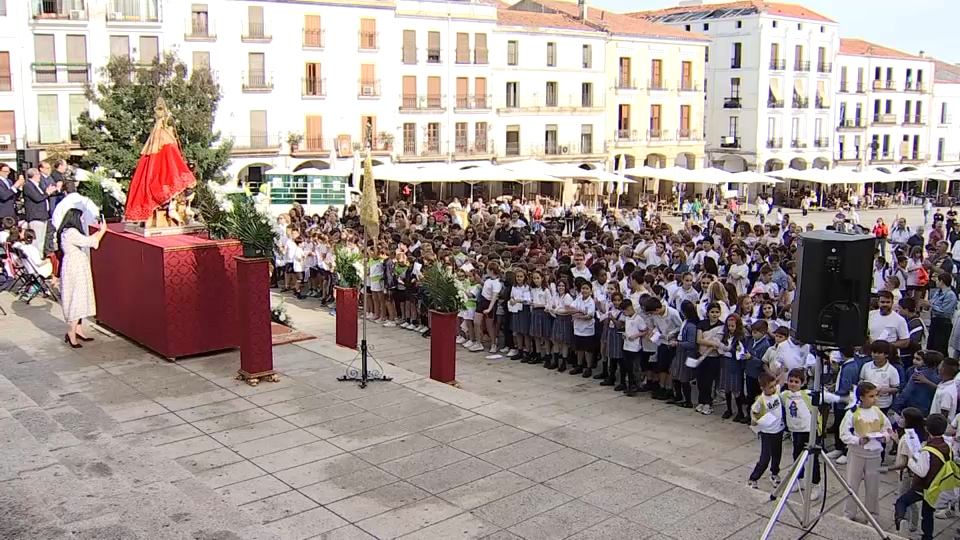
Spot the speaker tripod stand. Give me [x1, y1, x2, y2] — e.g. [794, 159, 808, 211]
[759, 348, 890, 540]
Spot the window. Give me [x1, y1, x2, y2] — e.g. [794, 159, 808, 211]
[305, 115, 323, 150]
[455, 77, 468, 108]
[581, 125, 592, 154]
[790, 117, 800, 141]
[705, 47, 709, 63]
[838, 134, 845, 157]
[582, 44, 592, 69]
[619, 57, 631, 87]
[794, 44, 804, 70]
[505, 125, 519, 156]
[544, 124, 558, 154]
[427, 31, 440, 64]
[840, 66, 847, 90]
[506, 82, 518, 108]
[545, 81, 558, 107]
[403, 123, 416, 155]
[426, 76, 441, 108]
[247, 52, 266, 87]
[0, 52, 13, 90]
[109, 35, 129, 59]
[37, 94, 60, 143]
[939, 138, 946, 161]
[475, 122, 488, 151]
[546, 42, 556, 67]
[360, 115, 376, 146]
[772, 20, 778, 28]
[246, 5, 266, 39]
[767, 117, 776, 139]
[65, 35, 88, 83]
[34, 34, 55, 82]
[736, 20, 742, 28]
[618, 104, 631, 133]
[728, 116, 739, 136]
[304, 15, 322, 47]
[730, 77, 741, 97]
[649, 104, 661, 132]
[507, 40, 518, 66]
[138, 36, 159, 65]
[456, 33, 470, 64]
[0, 111, 13, 150]
[581, 82, 593, 107]
[68, 95, 87, 140]
[191, 3, 210, 37]
[0, 1, 6, 16]
[703, 23, 709, 30]
[942, 103, 949, 124]
[882, 134, 890, 155]
[192, 51, 210, 73]
[475, 77, 487, 107]
[401, 76, 416, 108]
[455, 122, 468, 152]
[359, 18, 377, 50]
[474, 33, 488, 64]
[814, 117, 823, 140]
[402, 30, 416, 64]
[650, 59, 662, 88]
[305, 62, 322, 96]
[680, 105, 691, 137]
[426, 122, 440, 153]
[681, 61, 692, 89]
[731, 42, 741, 68]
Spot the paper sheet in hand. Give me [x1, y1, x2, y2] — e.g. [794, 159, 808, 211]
[864, 432, 886, 452]
[751, 411, 780, 434]
[650, 330, 662, 345]
[904, 428, 922, 459]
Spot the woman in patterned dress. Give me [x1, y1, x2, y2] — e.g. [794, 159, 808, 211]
[56, 208, 107, 348]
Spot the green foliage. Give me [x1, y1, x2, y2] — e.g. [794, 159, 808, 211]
[420, 264, 466, 314]
[76, 169, 125, 219]
[226, 198, 277, 258]
[76, 51, 232, 182]
[334, 247, 362, 289]
[193, 181, 229, 240]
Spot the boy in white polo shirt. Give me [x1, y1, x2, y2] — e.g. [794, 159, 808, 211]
[859, 340, 901, 413]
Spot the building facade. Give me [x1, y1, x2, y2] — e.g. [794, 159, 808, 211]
[833, 39, 936, 173]
[632, 1, 840, 176]
[931, 60, 960, 174]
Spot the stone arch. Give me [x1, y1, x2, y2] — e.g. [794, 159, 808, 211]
[764, 158, 785, 173]
[612, 154, 636, 170]
[812, 157, 830, 170]
[789, 157, 808, 170]
[293, 160, 331, 171]
[715, 155, 747, 172]
[645, 153, 667, 168]
[675, 152, 697, 170]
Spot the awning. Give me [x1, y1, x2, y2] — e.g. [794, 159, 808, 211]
[794, 79, 806, 99]
[770, 79, 782, 102]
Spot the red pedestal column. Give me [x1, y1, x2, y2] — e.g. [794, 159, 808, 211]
[429, 310, 457, 384]
[336, 287, 359, 350]
[235, 257, 277, 386]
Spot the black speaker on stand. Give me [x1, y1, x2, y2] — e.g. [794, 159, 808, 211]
[792, 230, 874, 348]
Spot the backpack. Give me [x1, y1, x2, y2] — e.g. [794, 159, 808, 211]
[923, 446, 960, 507]
[917, 265, 929, 287]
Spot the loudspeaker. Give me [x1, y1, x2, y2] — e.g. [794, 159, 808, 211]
[16, 149, 40, 172]
[792, 231, 874, 348]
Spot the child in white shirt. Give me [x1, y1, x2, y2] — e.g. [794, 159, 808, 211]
[839, 381, 893, 521]
[748, 372, 785, 490]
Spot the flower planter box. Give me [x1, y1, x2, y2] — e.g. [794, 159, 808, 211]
[335, 286, 359, 349]
[429, 310, 457, 383]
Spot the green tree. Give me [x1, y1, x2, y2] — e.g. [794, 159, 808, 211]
[76, 51, 232, 182]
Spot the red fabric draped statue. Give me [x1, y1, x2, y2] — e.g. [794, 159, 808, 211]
[124, 97, 196, 223]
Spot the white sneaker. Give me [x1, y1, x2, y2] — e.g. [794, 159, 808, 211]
[462, 340, 474, 348]
[490, 345, 498, 353]
[499, 347, 510, 354]
[694, 404, 704, 413]
[769, 474, 781, 488]
[468, 343, 484, 352]
[485, 354, 503, 360]
[836, 455, 848, 465]
[420, 326, 430, 334]
[507, 349, 519, 357]
[400, 322, 411, 329]
[810, 488, 820, 501]
[366, 313, 376, 320]
[701, 405, 713, 415]
[456, 336, 467, 344]
[825, 450, 843, 459]
[383, 322, 396, 328]
[935, 509, 956, 519]
[746, 480, 759, 489]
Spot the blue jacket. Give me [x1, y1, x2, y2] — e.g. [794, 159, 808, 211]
[745, 335, 771, 379]
[892, 365, 940, 415]
[678, 320, 698, 358]
[834, 356, 862, 409]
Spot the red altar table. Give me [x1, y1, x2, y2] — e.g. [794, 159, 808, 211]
[90, 224, 242, 359]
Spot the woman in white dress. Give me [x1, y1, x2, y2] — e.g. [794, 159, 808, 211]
[56, 208, 107, 348]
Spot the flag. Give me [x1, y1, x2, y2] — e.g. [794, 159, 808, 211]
[359, 149, 379, 241]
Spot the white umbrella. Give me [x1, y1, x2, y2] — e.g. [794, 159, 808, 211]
[622, 166, 661, 177]
[52, 192, 100, 235]
[732, 171, 783, 184]
[265, 165, 296, 175]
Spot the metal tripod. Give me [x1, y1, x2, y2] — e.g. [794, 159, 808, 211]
[760, 348, 891, 540]
[338, 255, 391, 389]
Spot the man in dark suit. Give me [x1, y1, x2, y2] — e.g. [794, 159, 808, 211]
[39, 161, 63, 215]
[23, 168, 57, 253]
[0, 163, 21, 221]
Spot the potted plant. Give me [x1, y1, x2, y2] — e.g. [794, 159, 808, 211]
[227, 197, 278, 258]
[287, 131, 304, 152]
[378, 131, 394, 151]
[419, 263, 467, 384]
[334, 245, 362, 349]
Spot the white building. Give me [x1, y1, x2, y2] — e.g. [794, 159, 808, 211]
[931, 60, 960, 178]
[631, 0, 840, 175]
[833, 39, 936, 173]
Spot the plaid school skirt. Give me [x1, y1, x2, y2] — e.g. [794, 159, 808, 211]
[510, 306, 531, 335]
[719, 355, 745, 394]
[551, 314, 574, 345]
[603, 324, 624, 360]
[671, 347, 695, 383]
[530, 307, 552, 339]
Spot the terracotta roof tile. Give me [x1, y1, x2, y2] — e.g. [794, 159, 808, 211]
[839, 38, 923, 60]
[934, 59, 960, 84]
[630, 1, 834, 24]
[497, 9, 595, 31]
[517, 0, 709, 41]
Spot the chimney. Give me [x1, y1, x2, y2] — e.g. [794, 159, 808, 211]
[578, 0, 587, 20]
[919, 50, 925, 57]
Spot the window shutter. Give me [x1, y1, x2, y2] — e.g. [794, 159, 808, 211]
[474, 33, 487, 63]
[360, 63, 375, 83]
[305, 14, 320, 30]
[680, 105, 690, 129]
[794, 79, 805, 98]
[403, 30, 416, 63]
[427, 76, 440, 96]
[305, 115, 322, 149]
[34, 35, 55, 63]
[0, 111, 14, 141]
[305, 62, 320, 80]
[474, 77, 486, 96]
[250, 110, 267, 135]
[68, 95, 88, 136]
[248, 53, 264, 74]
[139, 36, 158, 64]
[37, 95, 60, 144]
[456, 33, 469, 63]
[650, 105, 661, 130]
[0, 52, 10, 76]
[304, 15, 321, 46]
[456, 77, 468, 97]
[248, 5, 263, 23]
[402, 75, 416, 96]
[427, 31, 440, 52]
[110, 36, 129, 58]
[65, 35, 87, 64]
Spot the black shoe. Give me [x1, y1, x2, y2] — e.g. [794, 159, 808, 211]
[637, 382, 654, 393]
[543, 360, 555, 370]
[531, 354, 544, 364]
[592, 370, 607, 380]
[64, 334, 82, 349]
[721, 410, 734, 420]
[582, 368, 592, 378]
[613, 384, 626, 392]
[737, 415, 750, 425]
[625, 389, 636, 397]
[511, 352, 523, 361]
[422, 330, 431, 338]
[569, 366, 583, 375]
[76, 334, 94, 342]
[665, 396, 679, 405]
[519, 354, 532, 363]
[733, 412, 746, 423]
[557, 362, 567, 373]
[679, 402, 694, 408]
[599, 378, 615, 386]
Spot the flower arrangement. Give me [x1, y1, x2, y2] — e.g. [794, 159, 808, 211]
[334, 246, 362, 289]
[271, 300, 291, 326]
[77, 168, 127, 219]
[420, 264, 466, 314]
[194, 180, 278, 257]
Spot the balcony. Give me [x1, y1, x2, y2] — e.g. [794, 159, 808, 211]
[854, 82, 866, 94]
[358, 31, 379, 51]
[903, 115, 926, 126]
[817, 62, 833, 74]
[814, 137, 830, 148]
[901, 153, 929, 164]
[719, 136, 740, 149]
[241, 71, 273, 92]
[303, 28, 325, 49]
[31, 0, 88, 20]
[940, 115, 953, 126]
[426, 48, 442, 64]
[769, 59, 786, 70]
[872, 113, 897, 125]
[509, 141, 602, 158]
[241, 21, 271, 42]
[399, 94, 445, 111]
[301, 77, 326, 98]
[838, 119, 866, 130]
[452, 139, 495, 157]
[497, 94, 604, 113]
[814, 96, 830, 109]
[790, 139, 807, 149]
[678, 80, 700, 92]
[357, 79, 381, 98]
[838, 82, 850, 93]
[872, 79, 897, 91]
[768, 98, 784, 109]
[474, 49, 489, 64]
[612, 129, 642, 144]
[647, 79, 669, 92]
[724, 97, 742, 109]
[105, 0, 160, 23]
[453, 94, 492, 111]
[869, 152, 895, 163]
[677, 129, 700, 141]
[31, 63, 90, 84]
[184, 19, 216, 40]
[230, 133, 281, 153]
[647, 129, 670, 141]
[399, 140, 444, 159]
[791, 97, 809, 109]
[794, 60, 811, 72]
[295, 136, 332, 154]
[766, 138, 783, 149]
[835, 153, 861, 164]
[0, 74, 12, 92]
[905, 81, 927, 93]
[614, 77, 638, 92]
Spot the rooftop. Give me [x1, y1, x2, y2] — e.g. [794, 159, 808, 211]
[510, 0, 709, 41]
[629, 1, 834, 25]
[934, 60, 960, 84]
[497, 9, 596, 31]
[839, 38, 925, 61]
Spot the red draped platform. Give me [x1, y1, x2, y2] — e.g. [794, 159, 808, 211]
[90, 224, 242, 359]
